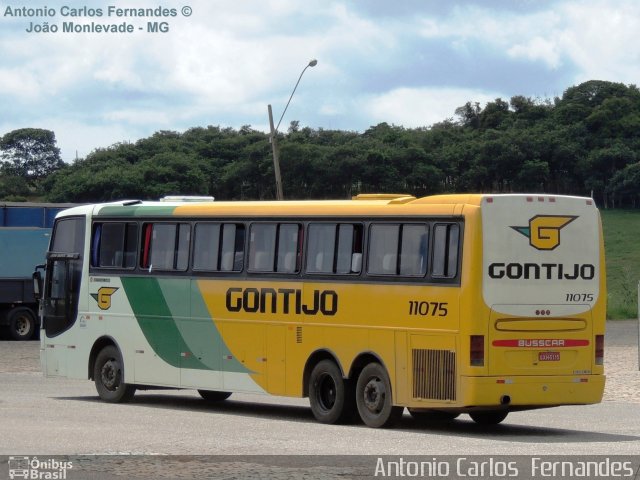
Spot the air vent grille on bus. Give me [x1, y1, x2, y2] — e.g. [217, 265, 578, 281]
[412, 349, 456, 401]
[296, 326, 303, 344]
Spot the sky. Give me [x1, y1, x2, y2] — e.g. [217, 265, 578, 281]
[1, 0, 639, 162]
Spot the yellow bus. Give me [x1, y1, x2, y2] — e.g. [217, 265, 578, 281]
[35, 193, 606, 428]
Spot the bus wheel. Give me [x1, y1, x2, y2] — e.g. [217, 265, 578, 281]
[94, 345, 136, 403]
[470, 411, 508, 425]
[356, 363, 403, 428]
[198, 390, 232, 402]
[309, 359, 354, 424]
[8, 307, 36, 340]
[408, 409, 459, 424]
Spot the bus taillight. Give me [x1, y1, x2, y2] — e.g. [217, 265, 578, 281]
[470, 335, 484, 366]
[595, 335, 604, 365]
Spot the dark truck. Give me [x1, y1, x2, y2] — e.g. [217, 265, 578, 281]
[0, 202, 75, 340]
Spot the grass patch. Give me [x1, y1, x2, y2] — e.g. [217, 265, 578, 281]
[601, 209, 640, 319]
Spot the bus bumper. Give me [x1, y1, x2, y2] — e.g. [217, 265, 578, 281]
[456, 374, 606, 407]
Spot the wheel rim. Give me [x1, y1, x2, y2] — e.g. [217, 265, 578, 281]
[15, 316, 30, 336]
[362, 376, 386, 414]
[316, 373, 337, 411]
[101, 359, 120, 391]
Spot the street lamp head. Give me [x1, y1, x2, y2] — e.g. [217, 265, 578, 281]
[308, 59, 318, 67]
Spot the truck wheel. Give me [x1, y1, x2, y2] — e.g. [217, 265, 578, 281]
[8, 307, 36, 340]
[94, 345, 136, 403]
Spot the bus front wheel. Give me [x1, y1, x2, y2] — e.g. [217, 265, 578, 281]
[308, 359, 355, 424]
[356, 362, 403, 428]
[198, 390, 232, 402]
[469, 411, 508, 425]
[94, 345, 136, 403]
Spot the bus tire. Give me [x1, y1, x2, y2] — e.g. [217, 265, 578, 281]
[8, 307, 36, 341]
[198, 390, 232, 402]
[308, 359, 355, 424]
[470, 411, 508, 425]
[408, 409, 460, 424]
[94, 345, 136, 403]
[356, 362, 403, 428]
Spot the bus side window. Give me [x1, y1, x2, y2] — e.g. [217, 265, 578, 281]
[91, 222, 138, 269]
[306, 223, 363, 275]
[193, 223, 245, 272]
[368, 224, 400, 275]
[249, 223, 300, 273]
[142, 222, 190, 271]
[368, 223, 428, 277]
[400, 224, 428, 276]
[432, 223, 460, 278]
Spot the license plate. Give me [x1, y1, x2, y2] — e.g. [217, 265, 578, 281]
[539, 352, 560, 361]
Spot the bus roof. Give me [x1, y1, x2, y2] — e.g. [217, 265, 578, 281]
[54, 193, 595, 219]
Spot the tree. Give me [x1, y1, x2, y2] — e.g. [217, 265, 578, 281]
[0, 128, 64, 187]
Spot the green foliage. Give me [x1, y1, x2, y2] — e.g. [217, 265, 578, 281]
[601, 209, 640, 319]
[2, 80, 640, 206]
[0, 173, 30, 200]
[0, 128, 64, 192]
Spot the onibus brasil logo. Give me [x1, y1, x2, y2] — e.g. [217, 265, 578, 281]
[511, 215, 577, 251]
[8, 456, 73, 479]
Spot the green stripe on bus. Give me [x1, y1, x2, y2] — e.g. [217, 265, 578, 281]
[121, 277, 206, 370]
[121, 277, 249, 373]
[96, 205, 177, 217]
[185, 281, 249, 373]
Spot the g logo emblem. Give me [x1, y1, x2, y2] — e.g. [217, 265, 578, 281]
[511, 215, 577, 251]
[91, 287, 119, 310]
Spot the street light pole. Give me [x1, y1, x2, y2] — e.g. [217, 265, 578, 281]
[267, 104, 283, 201]
[269, 59, 317, 200]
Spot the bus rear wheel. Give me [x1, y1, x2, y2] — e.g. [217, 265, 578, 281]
[198, 390, 232, 402]
[469, 411, 508, 425]
[408, 409, 460, 424]
[94, 345, 136, 403]
[308, 359, 355, 424]
[356, 362, 403, 428]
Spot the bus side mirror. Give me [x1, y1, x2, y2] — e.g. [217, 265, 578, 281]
[33, 266, 44, 300]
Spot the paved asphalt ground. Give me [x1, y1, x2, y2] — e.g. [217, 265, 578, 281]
[0, 321, 638, 478]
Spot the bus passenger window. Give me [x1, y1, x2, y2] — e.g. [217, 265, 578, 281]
[142, 223, 190, 271]
[432, 224, 460, 278]
[400, 225, 428, 276]
[368, 223, 428, 277]
[249, 223, 300, 273]
[249, 224, 276, 271]
[193, 223, 220, 270]
[193, 223, 245, 272]
[307, 224, 335, 273]
[306, 223, 363, 274]
[368, 224, 399, 275]
[91, 222, 138, 269]
[277, 224, 300, 273]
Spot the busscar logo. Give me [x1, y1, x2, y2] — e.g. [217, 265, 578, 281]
[90, 287, 119, 310]
[511, 215, 577, 251]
